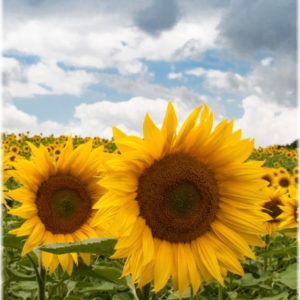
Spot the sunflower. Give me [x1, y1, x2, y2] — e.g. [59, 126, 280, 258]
[277, 174, 292, 189]
[8, 138, 109, 275]
[262, 187, 286, 235]
[278, 167, 287, 175]
[279, 187, 298, 236]
[273, 162, 280, 168]
[92, 103, 268, 295]
[10, 145, 20, 154]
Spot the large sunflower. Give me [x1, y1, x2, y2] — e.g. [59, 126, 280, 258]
[8, 138, 108, 274]
[92, 102, 269, 295]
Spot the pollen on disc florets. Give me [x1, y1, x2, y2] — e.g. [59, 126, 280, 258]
[36, 174, 92, 234]
[137, 153, 219, 243]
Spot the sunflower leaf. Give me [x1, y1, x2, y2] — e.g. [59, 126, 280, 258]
[275, 263, 297, 290]
[39, 238, 117, 256]
[260, 245, 297, 257]
[3, 234, 25, 250]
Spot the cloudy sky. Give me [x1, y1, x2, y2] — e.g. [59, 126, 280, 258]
[2, 0, 298, 146]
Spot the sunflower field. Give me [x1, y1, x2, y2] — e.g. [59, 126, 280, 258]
[2, 104, 298, 300]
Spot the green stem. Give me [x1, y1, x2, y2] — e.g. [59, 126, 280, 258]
[26, 254, 41, 284]
[151, 292, 157, 300]
[189, 285, 194, 299]
[26, 253, 46, 300]
[218, 284, 223, 300]
[48, 277, 66, 300]
[142, 283, 151, 300]
[264, 235, 270, 271]
[38, 260, 46, 300]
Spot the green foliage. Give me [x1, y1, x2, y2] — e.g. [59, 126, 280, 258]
[39, 238, 117, 257]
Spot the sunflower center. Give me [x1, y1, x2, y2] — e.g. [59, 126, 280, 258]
[262, 175, 272, 187]
[165, 181, 200, 217]
[137, 153, 219, 243]
[263, 197, 282, 222]
[52, 189, 81, 218]
[279, 178, 289, 187]
[36, 174, 91, 234]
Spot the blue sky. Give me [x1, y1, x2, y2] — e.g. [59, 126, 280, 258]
[2, 0, 297, 146]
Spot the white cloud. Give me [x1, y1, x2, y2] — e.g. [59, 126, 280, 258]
[185, 67, 206, 77]
[3, 57, 97, 98]
[260, 56, 273, 66]
[235, 95, 298, 147]
[4, 96, 297, 148]
[185, 58, 296, 107]
[186, 67, 248, 92]
[4, 12, 219, 74]
[2, 98, 213, 138]
[167, 72, 183, 80]
[3, 102, 69, 135]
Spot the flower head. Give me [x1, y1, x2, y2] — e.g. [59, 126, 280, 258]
[93, 102, 268, 295]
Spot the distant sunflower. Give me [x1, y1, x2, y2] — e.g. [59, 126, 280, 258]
[8, 139, 109, 275]
[93, 103, 268, 295]
[262, 187, 286, 234]
[279, 187, 298, 236]
[293, 167, 299, 176]
[273, 162, 280, 168]
[277, 174, 292, 189]
[10, 145, 20, 154]
[278, 167, 287, 175]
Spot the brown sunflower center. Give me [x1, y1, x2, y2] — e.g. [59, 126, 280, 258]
[262, 175, 272, 187]
[137, 153, 219, 243]
[36, 174, 91, 234]
[279, 178, 290, 187]
[263, 197, 282, 222]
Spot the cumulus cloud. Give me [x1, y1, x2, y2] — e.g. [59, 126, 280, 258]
[235, 95, 298, 147]
[215, 1, 297, 107]
[260, 57, 273, 67]
[218, 0, 296, 58]
[4, 1, 219, 74]
[134, 0, 181, 36]
[168, 72, 183, 80]
[3, 102, 69, 135]
[185, 67, 248, 94]
[95, 73, 208, 107]
[4, 97, 297, 148]
[3, 98, 206, 138]
[249, 57, 297, 106]
[3, 57, 97, 98]
[186, 57, 297, 107]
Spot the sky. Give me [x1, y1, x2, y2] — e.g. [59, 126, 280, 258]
[2, 0, 298, 147]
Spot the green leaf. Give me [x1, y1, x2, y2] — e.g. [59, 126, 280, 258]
[93, 266, 126, 285]
[39, 238, 117, 256]
[239, 273, 264, 287]
[112, 293, 132, 300]
[260, 245, 297, 257]
[276, 263, 297, 289]
[64, 297, 86, 300]
[167, 289, 191, 299]
[278, 228, 297, 234]
[5, 267, 36, 281]
[3, 234, 25, 250]
[76, 281, 120, 293]
[258, 291, 289, 300]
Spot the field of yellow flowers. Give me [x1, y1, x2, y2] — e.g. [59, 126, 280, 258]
[2, 107, 298, 300]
